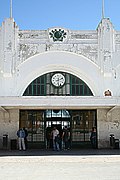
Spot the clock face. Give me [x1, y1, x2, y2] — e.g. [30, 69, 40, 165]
[51, 73, 65, 87]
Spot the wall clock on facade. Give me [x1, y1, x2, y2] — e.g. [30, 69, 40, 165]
[51, 73, 65, 87]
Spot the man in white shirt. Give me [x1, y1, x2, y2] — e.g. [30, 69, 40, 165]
[51, 127, 60, 151]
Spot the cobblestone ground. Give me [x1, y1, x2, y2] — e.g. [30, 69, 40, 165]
[0, 155, 120, 180]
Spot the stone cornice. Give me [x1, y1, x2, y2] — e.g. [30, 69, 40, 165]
[0, 96, 120, 109]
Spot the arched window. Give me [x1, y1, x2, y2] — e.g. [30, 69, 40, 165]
[23, 72, 93, 96]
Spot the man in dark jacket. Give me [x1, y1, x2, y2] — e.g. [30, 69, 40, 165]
[62, 126, 70, 150]
[17, 128, 26, 150]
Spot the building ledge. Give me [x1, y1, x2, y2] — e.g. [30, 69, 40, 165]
[0, 96, 120, 109]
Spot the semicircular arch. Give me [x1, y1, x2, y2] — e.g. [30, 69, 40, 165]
[15, 51, 102, 96]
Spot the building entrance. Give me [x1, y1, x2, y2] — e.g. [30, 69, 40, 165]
[71, 110, 97, 148]
[19, 109, 97, 149]
[45, 110, 71, 149]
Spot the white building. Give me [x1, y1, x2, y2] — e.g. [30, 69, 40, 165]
[0, 12, 120, 149]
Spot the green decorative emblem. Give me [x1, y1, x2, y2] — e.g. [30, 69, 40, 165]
[49, 29, 67, 42]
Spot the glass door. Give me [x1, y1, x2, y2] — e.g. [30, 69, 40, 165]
[20, 110, 45, 148]
[71, 110, 97, 148]
[45, 110, 71, 149]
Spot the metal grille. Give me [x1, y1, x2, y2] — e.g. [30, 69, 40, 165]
[23, 72, 93, 96]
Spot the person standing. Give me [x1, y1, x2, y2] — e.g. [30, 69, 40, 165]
[17, 128, 26, 151]
[23, 127, 28, 149]
[51, 127, 60, 151]
[90, 127, 97, 148]
[62, 126, 70, 150]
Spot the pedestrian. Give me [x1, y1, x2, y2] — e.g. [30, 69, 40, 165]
[46, 127, 52, 149]
[17, 128, 26, 151]
[90, 127, 97, 148]
[51, 127, 60, 151]
[23, 127, 28, 149]
[62, 126, 70, 150]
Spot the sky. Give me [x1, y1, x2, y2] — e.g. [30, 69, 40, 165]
[0, 0, 120, 30]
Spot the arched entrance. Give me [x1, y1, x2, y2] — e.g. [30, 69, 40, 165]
[19, 71, 97, 149]
[16, 51, 101, 97]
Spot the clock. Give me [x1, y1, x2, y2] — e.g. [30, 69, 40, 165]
[51, 73, 65, 87]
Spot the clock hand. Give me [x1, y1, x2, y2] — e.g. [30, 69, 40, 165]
[59, 78, 63, 80]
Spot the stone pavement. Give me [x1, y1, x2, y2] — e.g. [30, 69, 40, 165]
[1, 148, 120, 156]
[0, 149, 120, 180]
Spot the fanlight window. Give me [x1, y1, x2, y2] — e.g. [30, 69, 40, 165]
[23, 72, 93, 96]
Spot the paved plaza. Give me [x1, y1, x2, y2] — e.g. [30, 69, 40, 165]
[0, 149, 120, 180]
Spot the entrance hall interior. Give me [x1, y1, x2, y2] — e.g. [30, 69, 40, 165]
[20, 109, 97, 149]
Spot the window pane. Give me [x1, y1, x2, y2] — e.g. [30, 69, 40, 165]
[72, 85, 75, 95]
[76, 85, 79, 95]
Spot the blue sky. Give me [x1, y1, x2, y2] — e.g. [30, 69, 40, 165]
[0, 0, 120, 30]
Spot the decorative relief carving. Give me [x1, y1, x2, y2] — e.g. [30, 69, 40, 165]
[18, 31, 48, 40]
[49, 29, 67, 42]
[103, 50, 111, 61]
[18, 44, 39, 62]
[104, 89, 112, 96]
[45, 43, 53, 51]
[18, 43, 98, 65]
[115, 33, 120, 51]
[6, 41, 12, 51]
[70, 33, 97, 39]
[115, 34, 120, 44]
[103, 50, 112, 73]
[19, 30, 98, 41]
[77, 45, 98, 62]
[105, 23, 110, 32]
[115, 44, 120, 51]
[48, 28, 68, 42]
[17, 30, 98, 65]
[102, 20, 111, 33]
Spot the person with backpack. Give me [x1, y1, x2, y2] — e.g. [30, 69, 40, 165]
[62, 126, 70, 150]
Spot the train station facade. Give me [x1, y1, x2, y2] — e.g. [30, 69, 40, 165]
[0, 16, 120, 149]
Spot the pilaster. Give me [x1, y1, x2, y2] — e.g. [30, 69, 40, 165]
[0, 18, 19, 77]
[97, 18, 115, 75]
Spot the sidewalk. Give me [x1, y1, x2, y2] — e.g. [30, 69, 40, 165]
[0, 148, 120, 156]
[0, 149, 120, 180]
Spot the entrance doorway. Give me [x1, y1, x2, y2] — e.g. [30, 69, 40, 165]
[20, 110, 45, 148]
[71, 110, 97, 148]
[19, 109, 97, 149]
[45, 110, 71, 149]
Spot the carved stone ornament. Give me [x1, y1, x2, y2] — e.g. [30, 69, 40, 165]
[49, 28, 67, 42]
[104, 90, 112, 96]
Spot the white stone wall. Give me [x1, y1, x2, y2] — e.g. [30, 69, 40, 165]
[18, 29, 98, 65]
[97, 108, 120, 148]
[0, 109, 19, 149]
